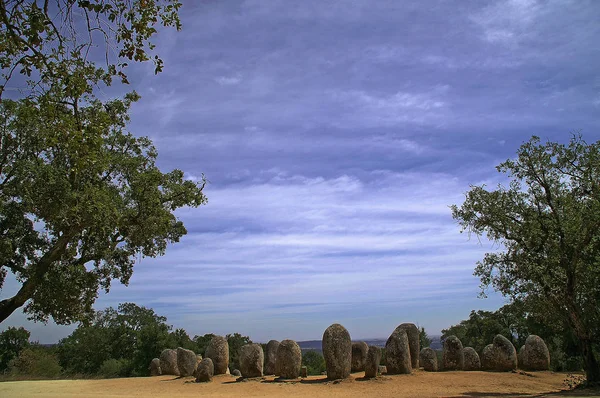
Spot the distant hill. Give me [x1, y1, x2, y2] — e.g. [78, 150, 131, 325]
[298, 335, 441, 353]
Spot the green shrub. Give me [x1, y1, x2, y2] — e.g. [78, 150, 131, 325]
[9, 347, 62, 378]
[98, 358, 133, 378]
[302, 351, 326, 375]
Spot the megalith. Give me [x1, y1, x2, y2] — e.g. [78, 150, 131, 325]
[322, 323, 352, 379]
[177, 347, 198, 377]
[395, 323, 420, 369]
[385, 328, 412, 374]
[276, 339, 302, 379]
[264, 340, 280, 375]
[149, 357, 161, 376]
[520, 335, 550, 371]
[239, 343, 264, 378]
[442, 335, 464, 370]
[491, 334, 518, 371]
[419, 347, 438, 372]
[351, 341, 369, 372]
[463, 347, 481, 371]
[364, 345, 381, 378]
[195, 358, 214, 382]
[205, 335, 229, 375]
[159, 348, 180, 376]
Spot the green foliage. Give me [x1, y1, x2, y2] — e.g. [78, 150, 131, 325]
[452, 135, 600, 382]
[0, 90, 206, 324]
[8, 345, 62, 378]
[0, 0, 203, 326]
[58, 303, 172, 376]
[0, 0, 182, 97]
[419, 327, 432, 348]
[0, 326, 30, 371]
[98, 358, 133, 378]
[302, 350, 325, 376]
[226, 333, 252, 372]
[193, 333, 216, 357]
[171, 328, 197, 352]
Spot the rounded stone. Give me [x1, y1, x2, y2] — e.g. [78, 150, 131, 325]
[322, 323, 352, 379]
[264, 340, 280, 375]
[521, 335, 550, 371]
[149, 357, 161, 376]
[442, 335, 464, 370]
[159, 348, 180, 376]
[481, 344, 495, 370]
[276, 339, 302, 379]
[492, 334, 517, 371]
[351, 341, 369, 372]
[205, 335, 229, 375]
[239, 343, 264, 378]
[385, 328, 412, 374]
[232, 369, 241, 377]
[177, 347, 198, 377]
[395, 323, 420, 369]
[195, 358, 214, 382]
[419, 347, 438, 372]
[364, 345, 381, 378]
[463, 347, 481, 371]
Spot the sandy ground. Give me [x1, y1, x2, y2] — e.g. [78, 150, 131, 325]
[0, 370, 595, 398]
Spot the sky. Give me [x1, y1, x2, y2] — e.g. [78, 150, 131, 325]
[2, 0, 600, 344]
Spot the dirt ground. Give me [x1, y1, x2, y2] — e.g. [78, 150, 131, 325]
[0, 370, 596, 398]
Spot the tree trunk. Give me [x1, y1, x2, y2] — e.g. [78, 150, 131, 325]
[0, 232, 73, 324]
[0, 279, 36, 323]
[581, 337, 600, 384]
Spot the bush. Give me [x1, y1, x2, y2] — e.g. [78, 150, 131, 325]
[302, 351, 326, 375]
[9, 347, 62, 378]
[98, 358, 133, 378]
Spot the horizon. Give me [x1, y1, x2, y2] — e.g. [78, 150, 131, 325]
[2, 0, 600, 344]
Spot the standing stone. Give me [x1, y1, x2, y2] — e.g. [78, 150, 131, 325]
[396, 323, 420, 369]
[442, 335, 464, 370]
[463, 347, 481, 371]
[322, 323, 352, 379]
[521, 335, 550, 371]
[419, 347, 438, 372]
[177, 347, 198, 377]
[159, 348, 180, 376]
[492, 334, 518, 371]
[239, 343, 264, 378]
[481, 344, 495, 370]
[276, 339, 302, 379]
[195, 358, 214, 382]
[205, 335, 229, 375]
[364, 345, 381, 378]
[300, 366, 308, 378]
[385, 328, 412, 374]
[264, 340, 280, 375]
[149, 358, 161, 376]
[351, 341, 369, 372]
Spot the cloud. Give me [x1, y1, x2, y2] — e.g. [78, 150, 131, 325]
[470, 0, 542, 46]
[215, 75, 242, 85]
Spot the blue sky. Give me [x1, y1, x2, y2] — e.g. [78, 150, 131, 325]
[3, 0, 600, 343]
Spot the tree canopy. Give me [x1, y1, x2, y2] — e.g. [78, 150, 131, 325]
[451, 135, 600, 383]
[0, 326, 30, 371]
[58, 302, 174, 376]
[0, 1, 206, 324]
[1, 0, 182, 98]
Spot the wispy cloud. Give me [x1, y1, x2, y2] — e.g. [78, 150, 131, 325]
[3, 0, 599, 343]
